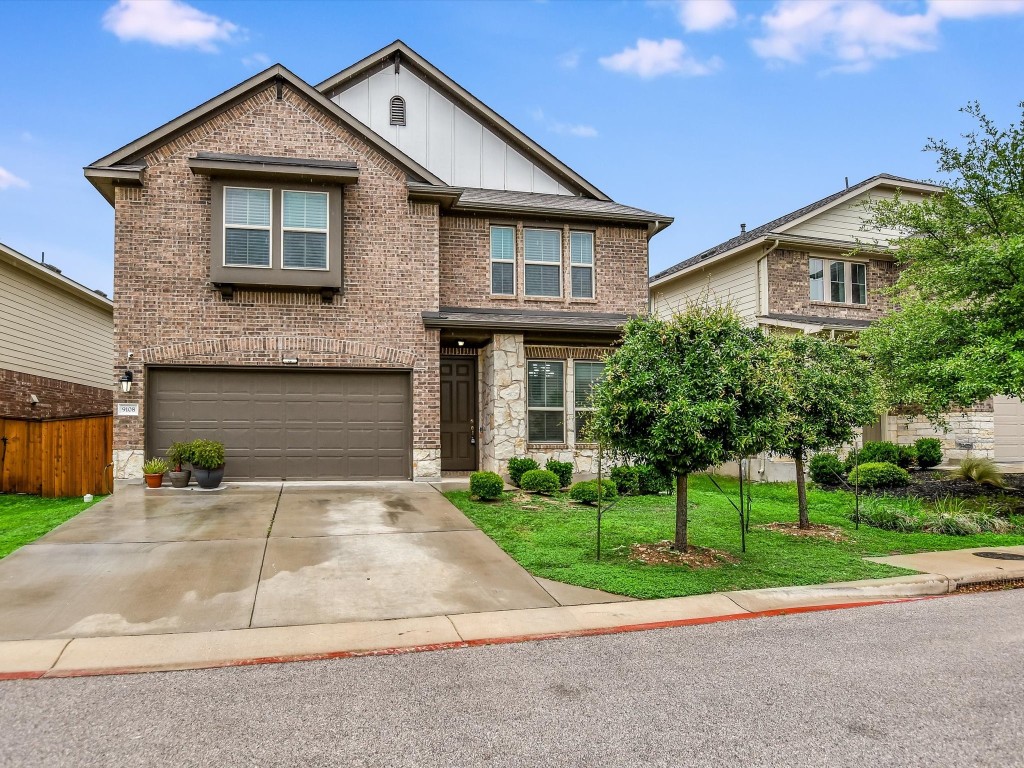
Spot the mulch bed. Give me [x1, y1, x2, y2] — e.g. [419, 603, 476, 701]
[820, 471, 1024, 508]
[629, 541, 738, 568]
[757, 522, 847, 542]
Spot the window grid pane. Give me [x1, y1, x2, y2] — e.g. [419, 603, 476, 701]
[491, 261, 514, 295]
[490, 226, 514, 261]
[574, 362, 605, 408]
[225, 229, 270, 266]
[282, 191, 327, 230]
[225, 188, 270, 227]
[283, 231, 327, 269]
[809, 258, 824, 301]
[528, 411, 564, 443]
[570, 231, 593, 265]
[830, 261, 846, 303]
[524, 229, 561, 263]
[851, 263, 867, 305]
[571, 266, 593, 298]
[528, 362, 564, 407]
[526, 264, 561, 296]
[575, 410, 594, 442]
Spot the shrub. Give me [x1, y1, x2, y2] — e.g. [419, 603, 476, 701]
[507, 457, 539, 487]
[952, 457, 1006, 488]
[857, 496, 923, 532]
[189, 439, 225, 470]
[568, 479, 618, 505]
[809, 452, 845, 485]
[545, 459, 574, 489]
[519, 469, 560, 494]
[610, 465, 641, 496]
[610, 464, 673, 496]
[165, 441, 193, 471]
[469, 471, 504, 501]
[848, 441, 916, 470]
[142, 457, 169, 475]
[847, 461, 910, 488]
[915, 438, 943, 469]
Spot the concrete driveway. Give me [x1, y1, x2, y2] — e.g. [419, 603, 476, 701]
[0, 482, 575, 641]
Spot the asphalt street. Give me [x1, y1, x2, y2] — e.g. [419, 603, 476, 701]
[2, 590, 1023, 767]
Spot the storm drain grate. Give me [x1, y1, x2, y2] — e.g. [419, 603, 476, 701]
[973, 552, 1024, 561]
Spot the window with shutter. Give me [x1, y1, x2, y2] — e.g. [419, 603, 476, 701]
[573, 361, 604, 441]
[527, 361, 564, 442]
[224, 187, 271, 267]
[490, 225, 515, 295]
[282, 191, 328, 270]
[524, 228, 561, 297]
[570, 231, 594, 298]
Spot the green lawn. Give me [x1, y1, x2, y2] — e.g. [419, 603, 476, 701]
[0, 494, 103, 559]
[445, 475, 1024, 599]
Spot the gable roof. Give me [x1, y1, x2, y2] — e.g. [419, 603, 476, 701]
[317, 40, 611, 202]
[650, 173, 941, 286]
[84, 64, 445, 205]
[0, 241, 113, 312]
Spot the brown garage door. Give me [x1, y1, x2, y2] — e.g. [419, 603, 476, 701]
[147, 368, 411, 481]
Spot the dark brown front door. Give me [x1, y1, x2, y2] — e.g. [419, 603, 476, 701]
[440, 357, 477, 471]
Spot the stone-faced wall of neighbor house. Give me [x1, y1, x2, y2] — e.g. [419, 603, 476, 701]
[111, 83, 442, 479]
[886, 403, 996, 462]
[767, 249, 899, 321]
[0, 369, 113, 420]
[438, 217, 649, 313]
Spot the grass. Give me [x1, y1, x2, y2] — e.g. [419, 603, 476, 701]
[445, 475, 1024, 599]
[0, 494, 103, 559]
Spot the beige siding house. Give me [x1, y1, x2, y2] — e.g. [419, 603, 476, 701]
[0, 241, 114, 419]
[650, 174, 1024, 477]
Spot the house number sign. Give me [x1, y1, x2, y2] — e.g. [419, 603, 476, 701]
[117, 403, 140, 417]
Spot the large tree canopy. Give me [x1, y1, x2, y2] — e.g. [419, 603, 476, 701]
[861, 102, 1024, 420]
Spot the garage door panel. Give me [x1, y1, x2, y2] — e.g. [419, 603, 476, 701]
[994, 396, 1024, 461]
[148, 368, 411, 480]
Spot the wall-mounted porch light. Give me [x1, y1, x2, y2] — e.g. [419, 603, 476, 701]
[456, 339, 465, 347]
[119, 370, 133, 394]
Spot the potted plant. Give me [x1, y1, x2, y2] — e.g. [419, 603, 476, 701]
[142, 457, 169, 489]
[166, 441, 194, 488]
[189, 438, 226, 489]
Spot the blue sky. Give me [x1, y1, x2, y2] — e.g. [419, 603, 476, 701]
[2, 0, 1023, 295]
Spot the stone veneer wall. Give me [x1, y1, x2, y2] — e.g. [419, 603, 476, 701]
[886, 403, 995, 461]
[478, 333, 526, 473]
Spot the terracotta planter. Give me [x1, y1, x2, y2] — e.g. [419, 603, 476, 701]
[194, 466, 224, 489]
[144, 473, 164, 489]
[169, 469, 191, 488]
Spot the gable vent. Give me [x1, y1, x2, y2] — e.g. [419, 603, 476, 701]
[390, 96, 406, 126]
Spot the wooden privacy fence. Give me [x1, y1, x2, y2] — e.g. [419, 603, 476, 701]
[0, 415, 113, 497]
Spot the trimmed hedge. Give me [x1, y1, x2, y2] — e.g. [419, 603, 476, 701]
[545, 459, 574, 489]
[469, 471, 504, 500]
[610, 464, 673, 496]
[847, 461, 910, 488]
[809, 452, 845, 485]
[915, 437, 943, 469]
[568, 479, 618, 505]
[849, 441, 916, 470]
[507, 457, 539, 487]
[519, 469, 561, 494]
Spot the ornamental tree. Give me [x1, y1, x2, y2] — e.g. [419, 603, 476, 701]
[860, 101, 1024, 419]
[769, 333, 878, 529]
[590, 307, 784, 552]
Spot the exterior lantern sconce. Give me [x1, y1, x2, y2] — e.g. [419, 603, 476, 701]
[119, 370, 133, 394]
[456, 339, 465, 347]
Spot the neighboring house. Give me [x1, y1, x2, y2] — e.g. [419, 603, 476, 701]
[85, 40, 671, 482]
[0, 241, 114, 420]
[650, 174, 1024, 472]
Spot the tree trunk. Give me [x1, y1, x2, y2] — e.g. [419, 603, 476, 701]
[675, 473, 688, 552]
[794, 451, 809, 529]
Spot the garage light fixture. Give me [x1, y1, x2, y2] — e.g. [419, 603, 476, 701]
[119, 370, 133, 393]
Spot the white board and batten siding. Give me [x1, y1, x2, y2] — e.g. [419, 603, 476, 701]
[333, 65, 574, 195]
[0, 258, 114, 391]
[653, 255, 759, 324]
[787, 190, 928, 246]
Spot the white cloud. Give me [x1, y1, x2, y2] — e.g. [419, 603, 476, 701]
[599, 38, 721, 78]
[752, 0, 1024, 72]
[242, 52, 270, 68]
[558, 49, 581, 69]
[0, 167, 28, 190]
[531, 108, 598, 139]
[677, 0, 737, 31]
[102, 0, 240, 52]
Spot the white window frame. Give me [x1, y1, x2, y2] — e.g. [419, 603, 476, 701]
[489, 225, 516, 296]
[281, 189, 330, 271]
[573, 360, 604, 443]
[524, 227, 562, 298]
[809, 258, 868, 306]
[527, 360, 565, 444]
[570, 231, 594, 299]
[223, 185, 273, 269]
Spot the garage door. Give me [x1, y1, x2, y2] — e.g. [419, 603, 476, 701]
[147, 368, 411, 481]
[993, 396, 1024, 462]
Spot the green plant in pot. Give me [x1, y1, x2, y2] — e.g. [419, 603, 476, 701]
[142, 457, 169, 489]
[166, 441, 194, 488]
[189, 439, 226, 489]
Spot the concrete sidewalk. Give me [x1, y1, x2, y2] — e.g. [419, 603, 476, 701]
[3, 545, 1022, 680]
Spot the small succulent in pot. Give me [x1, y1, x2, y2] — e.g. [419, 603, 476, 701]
[189, 439, 226, 489]
[142, 457, 169, 489]
[166, 441, 194, 488]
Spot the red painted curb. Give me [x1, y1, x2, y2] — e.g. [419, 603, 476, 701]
[0, 671, 46, 681]
[25, 596, 940, 680]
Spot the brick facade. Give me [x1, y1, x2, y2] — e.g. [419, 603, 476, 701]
[0, 369, 112, 420]
[767, 248, 898, 321]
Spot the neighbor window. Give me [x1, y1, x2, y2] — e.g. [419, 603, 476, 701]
[224, 187, 271, 267]
[490, 226, 515, 295]
[570, 231, 594, 299]
[808, 258, 867, 305]
[282, 191, 328, 270]
[524, 228, 562, 297]
[573, 361, 604, 441]
[527, 361, 564, 442]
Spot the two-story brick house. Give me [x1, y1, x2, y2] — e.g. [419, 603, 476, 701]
[650, 173, 1024, 472]
[85, 41, 672, 482]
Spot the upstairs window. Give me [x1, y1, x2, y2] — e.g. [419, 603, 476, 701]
[809, 258, 867, 305]
[851, 262, 867, 305]
[524, 228, 562, 297]
[490, 226, 515, 295]
[809, 258, 824, 301]
[570, 231, 594, 298]
[390, 96, 406, 126]
[282, 191, 328, 270]
[224, 187, 271, 267]
[527, 361, 565, 443]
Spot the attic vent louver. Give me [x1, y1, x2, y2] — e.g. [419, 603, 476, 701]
[390, 96, 406, 126]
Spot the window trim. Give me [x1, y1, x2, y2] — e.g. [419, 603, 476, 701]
[489, 225, 516, 296]
[808, 257, 868, 306]
[524, 227, 563, 298]
[280, 189, 330, 272]
[527, 359, 565, 444]
[569, 230, 595, 299]
[223, 185, 273, 270]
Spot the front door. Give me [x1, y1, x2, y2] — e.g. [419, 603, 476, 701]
[440, 357, 478, 471]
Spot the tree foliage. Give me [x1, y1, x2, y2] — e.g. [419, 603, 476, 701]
[860, 101, 1024, 419]
[591, 307, 785, 551]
